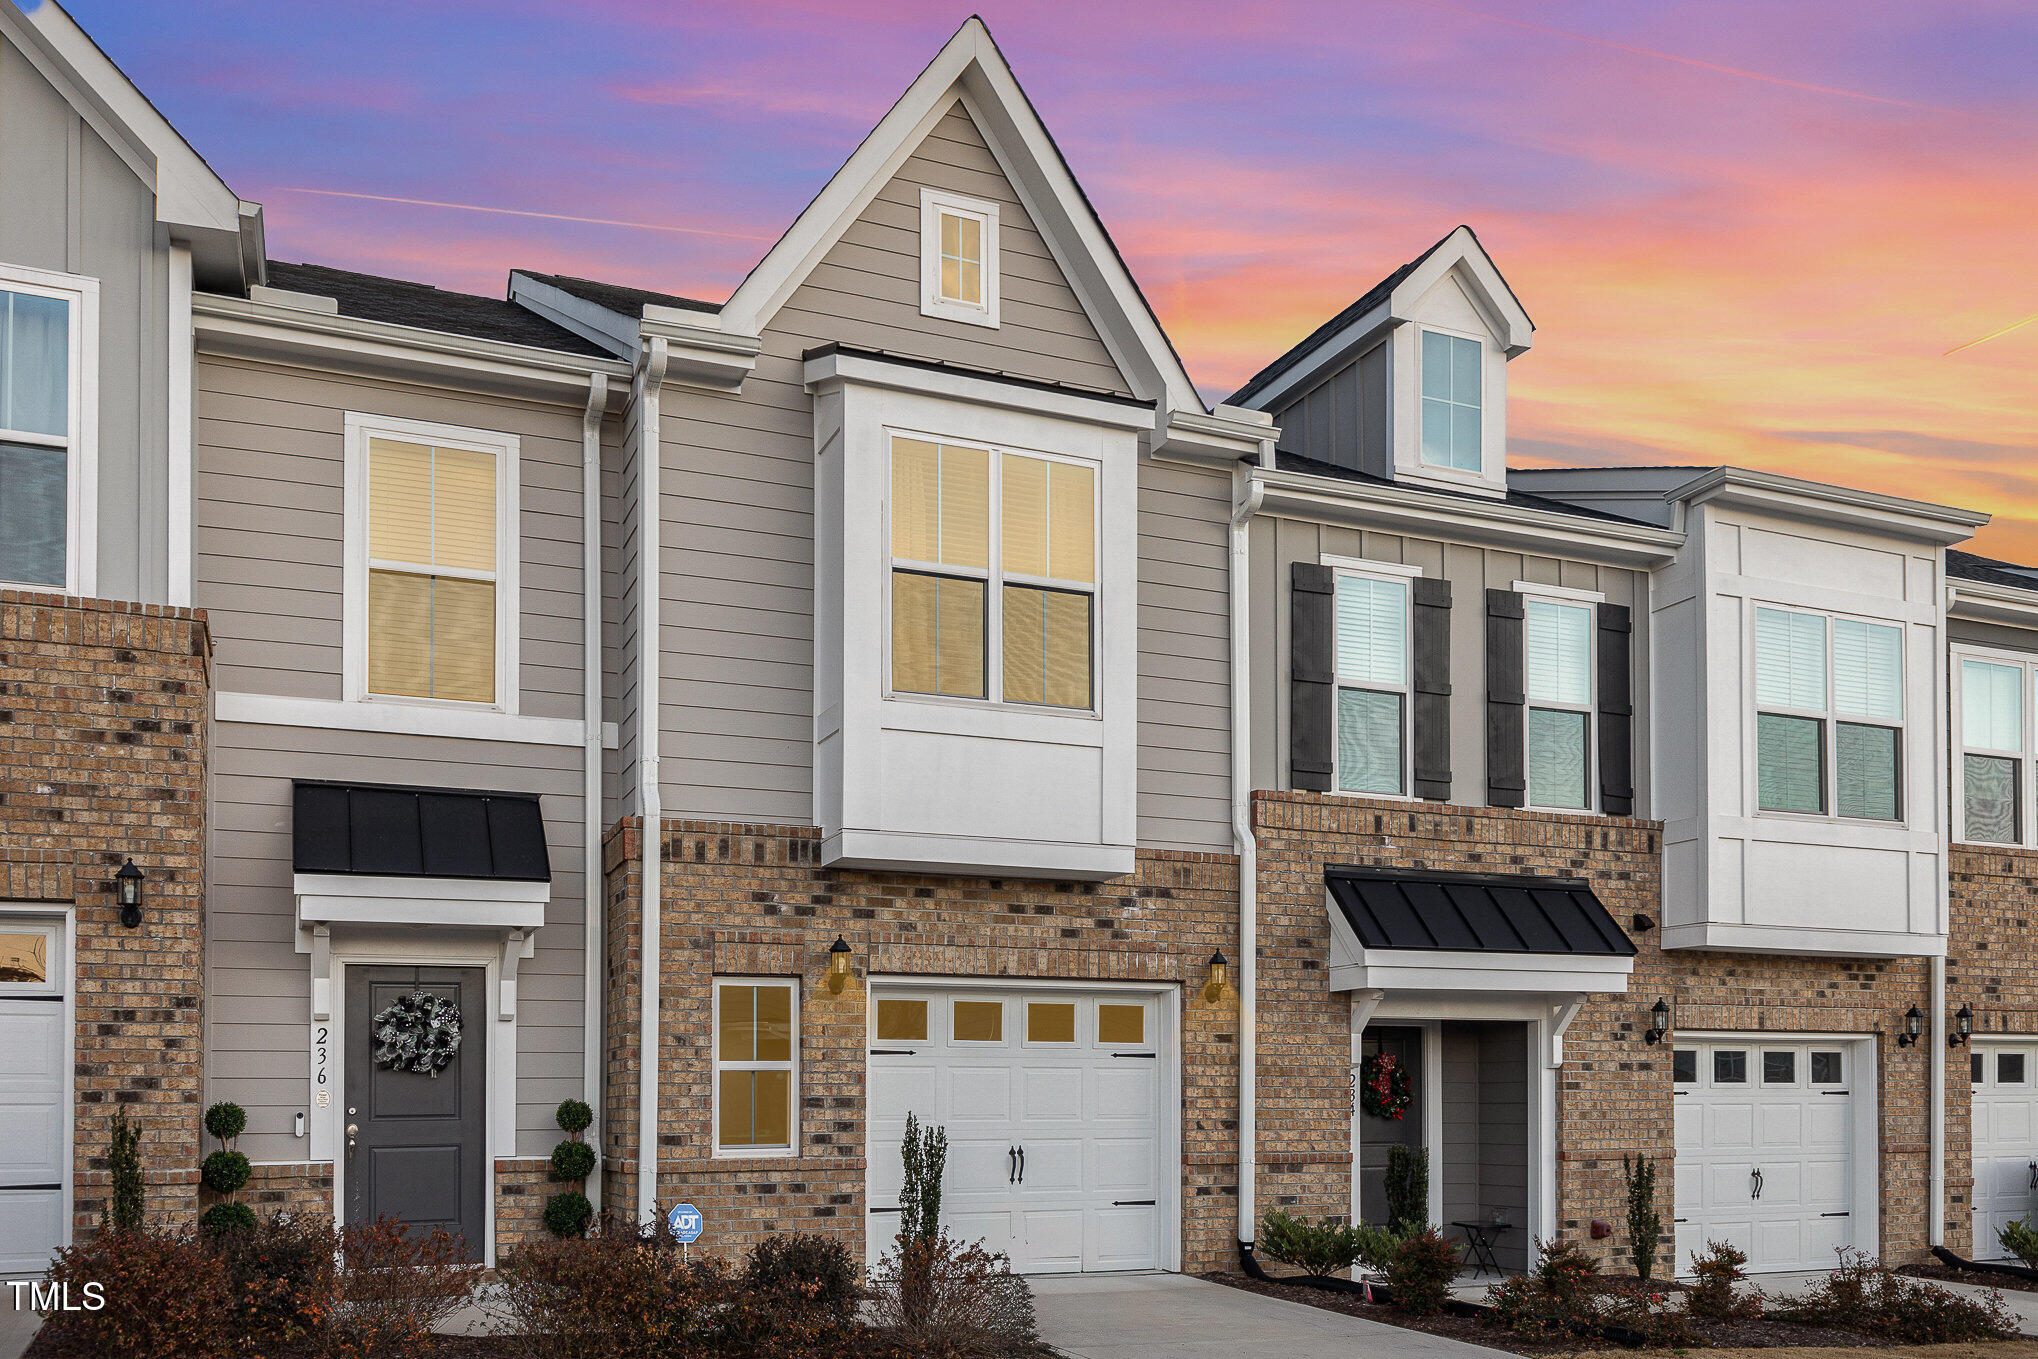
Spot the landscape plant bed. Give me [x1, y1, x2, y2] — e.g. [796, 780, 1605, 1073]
[1907, 1261, 2038, 1296]
[1204, 1270, 2018, 1351]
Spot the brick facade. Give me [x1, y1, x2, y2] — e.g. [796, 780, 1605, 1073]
[1947, 842, 2038, 1255]
[601, 818, 1243, 1271]
[0, 590, 210, 1237]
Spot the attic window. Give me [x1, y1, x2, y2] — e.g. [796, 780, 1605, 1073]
[1419, 330, 1483, 472]
[920, 188, 1000, 328]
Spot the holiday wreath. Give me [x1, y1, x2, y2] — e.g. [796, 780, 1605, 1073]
[1360, 1051, 1413, 1120]
[373, 990, 463, 1077]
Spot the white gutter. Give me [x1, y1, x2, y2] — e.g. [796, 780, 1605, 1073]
[166, 242, 194, 606]
[579, 372, 608, 1208]
[1229, 463, 1266, 1249]
[634, 337, 669, 1225]
[1931, 952, 1946, 1248]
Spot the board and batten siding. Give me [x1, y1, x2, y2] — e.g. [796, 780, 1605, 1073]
[1248, 511, 1649, 813]
[193, 351, 603, 1160]
[0, 33, 173, 602]
[649, 99, 1233, 850]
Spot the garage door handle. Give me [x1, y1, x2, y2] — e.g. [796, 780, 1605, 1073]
[1018, 1146, 1025, 1184]
[869, 1206, 901, 1214]
[869, 1048, 917, 1056]
[1113, 1052, 1157, 1059]
[1008, 1147, 1017, 1184]
[0, 1183, 60, 1192]
[1751, 1168, 1763, 1200]
[1820, 1212, 1851, 1218]
[2028, 1161, 2036, 1190]
[1113, 1200, 1156, 1207]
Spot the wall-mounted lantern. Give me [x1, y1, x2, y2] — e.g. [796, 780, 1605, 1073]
[114, 859, 145, 930]
[1951, 1004, 1974, 1048]
[1896, 1005, 1924, 1048]
[1643, 997, 1671, 1045]
[826, 936, 854, 994]
[1204, 950, 1229, 1003]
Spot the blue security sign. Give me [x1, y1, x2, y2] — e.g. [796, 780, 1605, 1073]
[668, 1202, 704, 1243]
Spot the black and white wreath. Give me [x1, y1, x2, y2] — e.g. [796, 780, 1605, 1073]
[373, 990, 463, 1077]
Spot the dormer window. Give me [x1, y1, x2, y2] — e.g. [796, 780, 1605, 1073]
[920, 189, 1000, 327]
[1419, 330, 1482, 471]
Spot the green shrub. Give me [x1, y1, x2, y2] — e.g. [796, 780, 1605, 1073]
[543, 1190, 593, 1238]
[40, 1226, 232, 1358]
[2000, 1216, 2038, 1269]
[198, 1201, 257, 1237]
[1621, 1152, 1660, 1281]
[1384, 1225, 1459, 1316]
[555, 1098, 593, 1134]
[1383, 1144, 1429, 1234]
[549, 1138, 597, 1182]
[106, 1105, 145, 1233]
[200, 1149, 250, 1196]
[1686, 1239, 1762, 1320]
[743, 1231, 863, 1320]
[1260, 1210, 1367, 1278]
[867, 1234, 1036, 1356]
[203, 1101, 246, 1143]
[1769, 1248, 2016, 1343]
[1486, 1237, 1605, 1342]
[900, 1111, 948, 1249]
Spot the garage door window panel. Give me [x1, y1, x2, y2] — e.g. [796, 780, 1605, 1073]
[1673, 1048, 1697, 1084]
[714, 979, 798, 1156]
[2001, 1053, 2026, 1085]
[1763, 1051, 1796, 1085]
[1098, 1003, 1146, 1047]
[1026, 1001, 1076, 1045]
[952, 999, 1004, 1044]
[1713, 1050, 1747, 1084]
[876, 998, 927, 1042]
[1811, 1051, 1843, 1085]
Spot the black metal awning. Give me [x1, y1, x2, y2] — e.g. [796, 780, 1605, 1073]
[1327, 866, 1636, 957]
[292, 781, 550, 882]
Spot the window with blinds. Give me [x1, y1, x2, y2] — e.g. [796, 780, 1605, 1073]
[0, 278, 80, 590]
[364, 435, 501, 704]
[1960, 656, 2028, 845]
[714, 979, 797, 1155]
[889, 434, 1096, 709]
[1419, 330, 1482, 472]
[1525, 598, 1593, 809]
[1333, 572, 1409, 795]
[1754, 606, 1903, 820]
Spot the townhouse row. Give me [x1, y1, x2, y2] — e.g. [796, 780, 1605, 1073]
[5, 0, 2038, 1285]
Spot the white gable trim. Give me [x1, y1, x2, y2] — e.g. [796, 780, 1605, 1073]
[714, 18, 1201, 413]
[1395, 227, 1532, 356]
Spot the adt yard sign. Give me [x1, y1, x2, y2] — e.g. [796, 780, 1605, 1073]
[668, 1203, 704, 1244]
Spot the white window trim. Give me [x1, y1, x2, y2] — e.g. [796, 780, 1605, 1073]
[342, 411, 520, 714]
[884, 426, 1101, 714]
[1414, 324, 1484, 476]
[1517, 585, 1599, 813]
[1326, 557, 1419, 801]
[919, 187, 1001, 328]
[0, 261, 98, 597]
[1952, 643, 2035, 847]
[711, 976, 800, 1159]
[1751, 603, 1905, 823]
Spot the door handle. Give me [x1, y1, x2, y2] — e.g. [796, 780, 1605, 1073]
[1017, 1145, 1025, 1184]
[1008, 1147, 1016, 1184]
[2028, 1161, 2035, 1191]
[346, 1123, 359, 1152]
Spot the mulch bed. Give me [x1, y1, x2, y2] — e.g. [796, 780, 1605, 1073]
[1905, 1262, 2038, 1296]
[1203, 1270, 2005, 1352]
[25, 1336, 512, 1359]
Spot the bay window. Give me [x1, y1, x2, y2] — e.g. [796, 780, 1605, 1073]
[1959, 654, 2030, 845]
[1525, 597, 1594, 809]
[1754, 606, 1903, 820]
[1332, 570, 1410, 795]
[889, 433, 1096, 710]
[0, 266, 93, 593]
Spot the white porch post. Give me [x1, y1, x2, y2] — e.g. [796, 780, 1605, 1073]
[1534, 996, 1586, 1252]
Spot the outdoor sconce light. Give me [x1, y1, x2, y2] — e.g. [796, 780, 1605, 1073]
[1204, 950, 1229, 1002]
[1643, 997, 1671, 1044]
[1951, 1004, 1974, 1048]
[114, 859, 145, 930]
[826, 936, 853, 994]
[1897, 1005, 1924, 1048]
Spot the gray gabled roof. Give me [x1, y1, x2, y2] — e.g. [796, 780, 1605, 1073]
[1949, 548, 2038, 591]
[1273, 451, 1656, 527]
[264, 261, 611, 357]
[510, 270, 721, 318]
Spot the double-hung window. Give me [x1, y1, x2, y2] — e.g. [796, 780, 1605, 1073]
[1754, 607, 1903, 820]
[1419, 329, 1482, 472]
[713, 978, 797, 1156]
[346, 414, 518, 709]
[1525, 597, 1594, 809]
[1332, 569, 1410, 795]
[1959, 654, 2030, 845]
[0, 265, 94, 593]
[889, 433, 1096, 709]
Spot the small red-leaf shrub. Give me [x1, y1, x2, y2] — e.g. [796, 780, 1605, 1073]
[1383, 1227, 1460, 1316]
[1769, 1248, 2016, 1343]
[38, 1227, 232, 1359]
[866, 1235, 1038, 1358]
[742, 1232, 863, 1319]
[334, 1216, 476, 1355]
[1685, 1239, 1763, 1320]
[216, 1212, 340, 1351]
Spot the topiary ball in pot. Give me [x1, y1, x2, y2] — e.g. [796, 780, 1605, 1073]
[201, 1149, 251, 1196]
[555, 1099, 593, 1135]
[543, 1190, 593, 1238]
[199, 1201, 258, 1236]
[549, 1139, 596, 1183]
[203, 1101, 247, 1144]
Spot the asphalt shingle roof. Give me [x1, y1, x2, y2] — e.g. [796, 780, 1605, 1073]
[263, 261, 611, 357]
[1271, 451, 1656, 527]
[1949, 548, 2038, 591]
[511, 270, 721, 318]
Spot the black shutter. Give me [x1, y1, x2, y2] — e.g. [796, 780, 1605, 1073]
[1485, 588, 1526, 808]
[1290, 562, 1336, 792]
[1597, 602, 1635, 816]
[1411, 577, 1452, 801]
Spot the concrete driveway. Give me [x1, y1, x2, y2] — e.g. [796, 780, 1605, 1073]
[1, 1292, 39, 1359]
[1031, 1273, 1513, 1359]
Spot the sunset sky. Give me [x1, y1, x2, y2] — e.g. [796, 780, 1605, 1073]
[65, 0, 2038, 559]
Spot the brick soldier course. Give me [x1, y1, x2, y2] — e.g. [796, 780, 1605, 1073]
[0, 590, 210, 1238]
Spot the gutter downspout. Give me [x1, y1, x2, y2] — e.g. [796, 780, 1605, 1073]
[579, 372, 608, 1209]
[1229, 463, 1265, 1263]
[1931, 951, 1947, 1248]
[635, 338, 668, 1227]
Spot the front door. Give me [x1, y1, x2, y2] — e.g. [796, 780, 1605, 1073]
[344, 966, 487, 1261]
[1358, 1026, 1423, 1228]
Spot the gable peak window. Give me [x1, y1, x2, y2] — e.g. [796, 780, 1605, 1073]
[920, 188, 1000, 327]
[1754, 605, 1903, 821]
[1419, 329, 1482, 472]
[0, 264, 95, 594]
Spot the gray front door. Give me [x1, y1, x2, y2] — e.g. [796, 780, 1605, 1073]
[1359, 1025, 1423, 1227]
[344, 966, 487, 1260]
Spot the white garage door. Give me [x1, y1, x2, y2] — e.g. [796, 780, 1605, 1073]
[866, 987, 1165, 1275]
[1673, 1040, 1856, 1274]
[1971, 1043, 2038, 1259]
[0, 920, 68, 1279]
